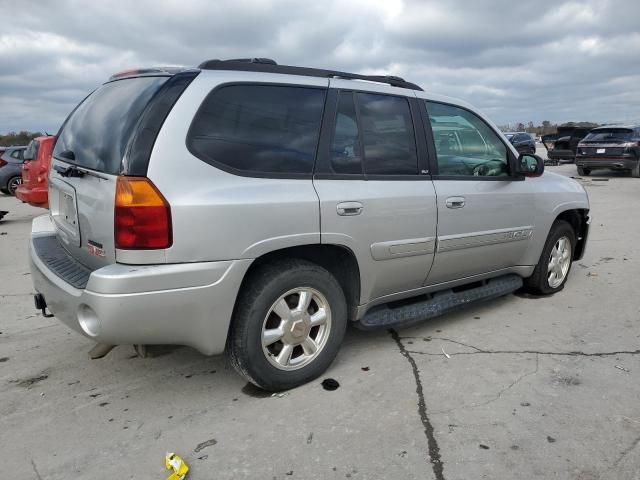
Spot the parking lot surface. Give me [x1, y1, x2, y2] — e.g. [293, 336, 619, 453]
[1, 162, 639, 480]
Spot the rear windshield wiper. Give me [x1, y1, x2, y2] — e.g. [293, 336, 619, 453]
[54, 164, 85, 178]
[53, 162, 109, 180]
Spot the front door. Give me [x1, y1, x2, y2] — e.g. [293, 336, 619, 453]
[313, 82, 438, 304]
[421, 100, 535, 285]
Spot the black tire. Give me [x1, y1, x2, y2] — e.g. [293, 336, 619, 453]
[0, 187, 9, 195]
[524, 220, 576, 295]
[227, 258, 347, 391]
[7, 176, 22, 196]
[631, 161, 640, 178]
[577, 166, 590, 176]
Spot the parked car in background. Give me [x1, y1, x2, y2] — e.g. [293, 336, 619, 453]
[29, 59, 590, 391]
[542, 126, 591, 165]
[0, 146, 27, 195]
[575, 126, 640, 177]
[504, 132, 536, 154]
[16, 135, 55, 208]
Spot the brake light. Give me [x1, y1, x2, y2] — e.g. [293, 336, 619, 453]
[0, 159, 7, 168]
[114, 176, 172, 249]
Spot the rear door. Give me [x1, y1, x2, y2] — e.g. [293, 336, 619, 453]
[421, 100, 535, 285]
[314, 82, 437, 304]
[49, 75, 170, 270]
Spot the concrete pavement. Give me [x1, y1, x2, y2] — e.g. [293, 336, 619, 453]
[1, 164, 639, 479]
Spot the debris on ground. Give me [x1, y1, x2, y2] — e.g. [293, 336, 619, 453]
[615, 365, 630, 373]
[194, 438, 217, 453]
[165, 453, 189, 480]
[271, 391, 289, 398]
[0, 210, 7, 221]
[321, 378, 340, 391]
[587, 272, 598, 277]
[442, 347, 451, 359]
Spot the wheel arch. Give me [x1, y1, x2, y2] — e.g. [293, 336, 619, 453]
[236, 244, 361, 323]
[554, 208, 590, 260]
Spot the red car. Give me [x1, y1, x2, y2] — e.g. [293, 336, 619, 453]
[16, 135, 55, 208]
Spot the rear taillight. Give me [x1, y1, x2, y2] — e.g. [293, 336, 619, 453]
[0, 159, 7, 168]
[114, 176, 172, 249]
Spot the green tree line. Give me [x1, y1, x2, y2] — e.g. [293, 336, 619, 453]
[0, 131, 46, 147]
[498, 121, 600, 136]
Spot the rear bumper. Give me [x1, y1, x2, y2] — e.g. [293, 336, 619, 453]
[575, 157, 637, 170]
[547, 150, 575, 161]
[29, 214, 252, 355]
[15, 185, 48, 207]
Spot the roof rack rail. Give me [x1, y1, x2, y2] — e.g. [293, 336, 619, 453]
[197, 59, 423, 91]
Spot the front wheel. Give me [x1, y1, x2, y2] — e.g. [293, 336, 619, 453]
[227, 259, 347, 391]
[577, 166, 590, 176]
[7, 176, 22, 196]
[524, 220, 576, 295]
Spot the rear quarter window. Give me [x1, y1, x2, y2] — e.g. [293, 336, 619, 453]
[187, 84, 326, 176]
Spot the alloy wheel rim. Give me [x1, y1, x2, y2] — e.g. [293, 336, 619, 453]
[261, 287, 332, 371]
[8, 177, 21, 194]
[547, 236, 572, 288]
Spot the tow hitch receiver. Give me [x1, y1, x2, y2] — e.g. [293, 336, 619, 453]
[33, 293, 54, 318]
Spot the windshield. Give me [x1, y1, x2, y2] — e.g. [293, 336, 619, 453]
[53, 76, 168, 174]
[583, 128, 634, 142]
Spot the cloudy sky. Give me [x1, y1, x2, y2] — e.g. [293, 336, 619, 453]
[1, 0, 639, 133]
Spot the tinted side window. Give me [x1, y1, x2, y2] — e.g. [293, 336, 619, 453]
[188, 85, 326, 175]
[426, 101, 509, 177]
[357, 93, 418, 175]
[330, 91, 362, 174]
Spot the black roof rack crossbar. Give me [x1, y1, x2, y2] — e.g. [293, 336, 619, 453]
[197, 59, 423, 91]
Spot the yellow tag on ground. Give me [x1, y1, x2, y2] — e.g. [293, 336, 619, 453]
[165, 453, 189, 480]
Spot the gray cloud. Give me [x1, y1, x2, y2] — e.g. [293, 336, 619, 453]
[1, 0, 639, 133]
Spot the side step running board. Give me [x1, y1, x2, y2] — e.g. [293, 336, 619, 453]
[357, 274, 523, 331]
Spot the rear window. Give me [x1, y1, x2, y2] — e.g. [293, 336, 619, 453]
[187, 85, 326, 176]
[584, 128, 634, 142]
[24, 140, 40, 161]
[53, 76, 168, 174]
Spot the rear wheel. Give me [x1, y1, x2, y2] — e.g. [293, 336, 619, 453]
[524, 220, 575, 295]
[227, 259, 347, 391]
[577, 166, 590, 176]
[7, 176, 22, 195]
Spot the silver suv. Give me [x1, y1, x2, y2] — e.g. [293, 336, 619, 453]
[29, 59, 590, 390]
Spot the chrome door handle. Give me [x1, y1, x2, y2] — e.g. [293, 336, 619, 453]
[337, 201, 363, 216]
[445, 197, 465, 209]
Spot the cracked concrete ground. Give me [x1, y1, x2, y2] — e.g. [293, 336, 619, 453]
[1, 163, 639, 479]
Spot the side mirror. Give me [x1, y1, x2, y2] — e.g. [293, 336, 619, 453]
[515, 153, 544, 177]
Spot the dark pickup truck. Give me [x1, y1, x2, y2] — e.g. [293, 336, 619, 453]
[542, 126, 591, 165]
